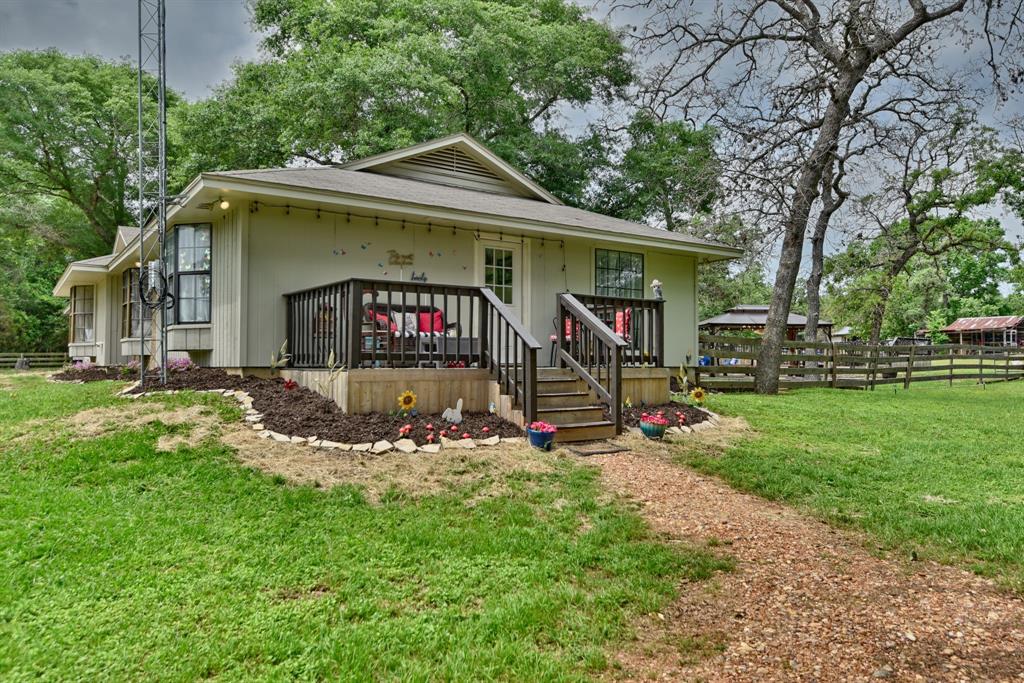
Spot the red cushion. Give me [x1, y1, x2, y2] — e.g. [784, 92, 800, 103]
[615, 308, 632, 339]
[418, 310, 445, 334]
[373, 312, 396, 332]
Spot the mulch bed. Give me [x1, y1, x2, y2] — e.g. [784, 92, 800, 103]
[51, 367, 128, 382]
[57, 366, 523, 446]
[613, 402, 711, 429]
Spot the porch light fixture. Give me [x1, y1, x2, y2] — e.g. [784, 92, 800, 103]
[218, 197, 230, 210]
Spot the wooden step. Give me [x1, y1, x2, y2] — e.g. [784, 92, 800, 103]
[537, 391, 594, 409]
[537, 377, 586, 394]
[553, 420, 617, 443]
[537, 405, 606, 426]
[537, 367, 576, 379]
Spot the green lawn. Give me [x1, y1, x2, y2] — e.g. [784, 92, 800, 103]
[694, 380, 1024, 588]
[0, 374, 727, 681]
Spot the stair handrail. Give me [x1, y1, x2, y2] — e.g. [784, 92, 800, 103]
[479, 287, 542, 425]
[556, 292, 627, 433]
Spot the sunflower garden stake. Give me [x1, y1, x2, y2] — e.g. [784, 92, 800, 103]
[397, 390, 417, 417]
[689, 386, 707, 406]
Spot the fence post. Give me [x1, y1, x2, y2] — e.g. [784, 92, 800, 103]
[869, 346, 879, 391]
[830, 342, 838, 389]
[949, 348, 954, 386]
[904, 345, 916, 389]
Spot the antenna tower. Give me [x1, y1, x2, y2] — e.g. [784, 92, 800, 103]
[137, 0, 169, 387]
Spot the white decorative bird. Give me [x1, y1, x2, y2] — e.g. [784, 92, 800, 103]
[650, 279, 664, 300]
[442, 398, 464, 425]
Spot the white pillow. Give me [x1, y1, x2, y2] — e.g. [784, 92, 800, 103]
[390, 311, 417, 337]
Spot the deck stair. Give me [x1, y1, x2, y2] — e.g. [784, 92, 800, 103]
[536, 368, 616, 442]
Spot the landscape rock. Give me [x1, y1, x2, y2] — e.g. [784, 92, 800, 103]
[457, 438, 477, 449]
[290, 436, 306, 445]
[352, 443, 372, 452]
[371, 440, 393, 454]
[440, 436, 458, 449]
[690, 421, 714, 433]
[476, 435, 501, 446]
[418, 443, 441, 454]
[252, 423, 264, 431]
[258, 430, 271, 439]
[500, 437, 525, 444]
[269, 431, 290, 443]
[394, 439, 417, 453]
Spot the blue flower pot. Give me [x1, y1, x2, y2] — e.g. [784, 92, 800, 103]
[640, 421, 667, 440]
[528, 428, 556, 450]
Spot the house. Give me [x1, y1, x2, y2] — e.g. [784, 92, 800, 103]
[54, 134, 741, 440]
[699, 304, 832, 340]
[940, 316, 1024, 346]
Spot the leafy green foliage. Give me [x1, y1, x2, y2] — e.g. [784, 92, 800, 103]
[172, 0, 632, 204]
[695, 382, 1024, 590]
[0, 376, 729, 679]
[594, 112, 720, 230]
[0, 50, 178, 254]
[0, 197, 77, 352]
[825, 227, 1020, 340]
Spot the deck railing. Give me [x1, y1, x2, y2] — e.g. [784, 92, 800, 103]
[284, 278, 540, 423]
[556, 292, 627, 433]
[571, 293, 664, 367]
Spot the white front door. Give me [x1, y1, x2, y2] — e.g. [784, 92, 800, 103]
[477, 241, 526, 322]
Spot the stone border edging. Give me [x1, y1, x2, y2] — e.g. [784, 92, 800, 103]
[114, 380, 525, 454]
[624, 409, 724, 441]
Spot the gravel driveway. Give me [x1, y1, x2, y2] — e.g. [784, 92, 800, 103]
[594, 448, 1024, 682]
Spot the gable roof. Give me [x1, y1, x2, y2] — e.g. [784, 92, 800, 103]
[700, 304, 832, 328]
[207, 166, 740, 257]
[339, 133, 564, 205]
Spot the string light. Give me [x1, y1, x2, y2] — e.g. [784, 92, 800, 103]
[245, 201, 547, 247]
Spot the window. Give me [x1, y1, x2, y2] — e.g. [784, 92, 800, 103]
[167, 224, 212, 324]
[121, 269, 152, 338]
[595, 249, 644, 298]
[484, 247, 514, 304]
[69, 286, 94, 343]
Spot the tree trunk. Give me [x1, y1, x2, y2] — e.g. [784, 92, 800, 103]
[755, 78, 858, 394]
[803, 181, 835, 341]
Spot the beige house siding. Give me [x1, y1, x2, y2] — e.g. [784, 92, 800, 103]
[240, 205, 698, 368]
[209, 205, 248, 366]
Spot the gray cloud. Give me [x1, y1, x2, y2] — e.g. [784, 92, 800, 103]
[0, 0, 260, 100]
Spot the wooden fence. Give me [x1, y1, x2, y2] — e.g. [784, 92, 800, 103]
[0, 352, 68, 369]
[690, 334, 1024, 391]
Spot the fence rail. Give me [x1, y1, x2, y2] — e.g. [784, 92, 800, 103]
[0, 352, 68, 369]
[691, 335, 1024, 391]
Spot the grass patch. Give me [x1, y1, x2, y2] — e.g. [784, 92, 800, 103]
[0, 374, 727, 680]
[686, 380, 1024, 588]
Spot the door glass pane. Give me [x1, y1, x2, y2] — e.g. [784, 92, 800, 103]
[484, 247, 514, 305]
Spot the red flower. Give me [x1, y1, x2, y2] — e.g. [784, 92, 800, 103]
[482, 426, 490, 433]
[283, 379, 298, 391]
[426, 434, 435, 442]
[425, 423, 434, 430]
[450, 425, 458, 432]
[461, 432, 471, 439]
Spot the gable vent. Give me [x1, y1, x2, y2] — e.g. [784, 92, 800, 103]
[402, 147, 504, 182]
[369, 144, 535, 197]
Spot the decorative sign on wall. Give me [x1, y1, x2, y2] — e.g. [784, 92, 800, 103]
[388, 250, 415, 266]
[410, 271, 428, 282]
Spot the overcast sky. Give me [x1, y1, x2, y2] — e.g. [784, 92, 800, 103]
[1, 0, 1020, 259]
[0, 0, 258, 100]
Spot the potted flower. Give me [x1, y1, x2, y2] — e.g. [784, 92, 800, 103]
[527, 421, 557, 450]
[639, 412, 669, 439]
